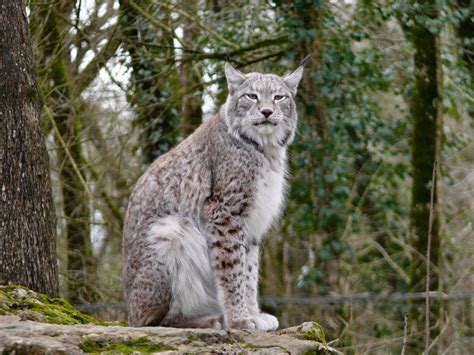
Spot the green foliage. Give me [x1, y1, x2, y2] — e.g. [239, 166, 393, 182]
[275, 1, 409, 294]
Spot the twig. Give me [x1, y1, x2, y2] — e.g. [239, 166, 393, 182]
[424, 160, 437, 354]
[131, 35, 287, 62]
[445, 75, 474, 102]
[126, 0, 173, 33]
[226, 330, 246, 352]
[337, 325, 434, 352]
[44, 106, 95, 203]
[401, 313, 408, 355]
[369, 238, 410, 284]
[156, 0, 239, 50]
[232, 50, 285, 69]
[75, 23, 122, 94]
[428, 311, 449, 352]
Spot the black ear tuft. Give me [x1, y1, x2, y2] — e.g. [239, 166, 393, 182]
[300, 54, 311, 67]
[283, 67, 304, 95]
[282, 55, 309, 95]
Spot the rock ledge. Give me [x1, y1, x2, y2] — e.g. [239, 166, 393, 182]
[0, 286, 340, 354]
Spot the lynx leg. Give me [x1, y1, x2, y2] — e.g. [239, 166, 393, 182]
[206, 212, 253, 328]
[126, 266, 171, 326]
[245, 240, 260, 316]
[245, 241, 279, 331]
[125, 217, 178, 327]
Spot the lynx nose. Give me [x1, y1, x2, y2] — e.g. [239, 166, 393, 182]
[261, 109, 273, 118]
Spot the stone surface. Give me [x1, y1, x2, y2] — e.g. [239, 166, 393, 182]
[0, 316, 340, 354]
[0, 286, 340, 354]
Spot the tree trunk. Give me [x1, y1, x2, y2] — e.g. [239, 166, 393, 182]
[406, 2, 442, 294]
[32, 3, 96, 303]
[0, 0, 59, 297]
[120, 0, 180, 164]
[403, 0, 443, 349]
[179, 1, 203, 137]
[285, 1, 334, 295]
[293, 2, 329, 242]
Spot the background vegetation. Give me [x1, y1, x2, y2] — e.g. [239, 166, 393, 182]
[12, 0, 474, 352]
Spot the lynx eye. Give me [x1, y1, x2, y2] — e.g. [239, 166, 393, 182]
[245, 93, 258, 101]
[274, 95, 286, 102]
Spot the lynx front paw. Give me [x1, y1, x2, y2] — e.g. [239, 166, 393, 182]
[254, 312, 279, 331]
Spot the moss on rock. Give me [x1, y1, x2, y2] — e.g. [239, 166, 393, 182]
[79, 336, 176, 353]
[0, 286, 340, 354]
[0, 285, 111, 325]
[300, 321, 328, 346]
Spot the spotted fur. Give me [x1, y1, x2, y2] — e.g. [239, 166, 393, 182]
[123, 62, 304, 330]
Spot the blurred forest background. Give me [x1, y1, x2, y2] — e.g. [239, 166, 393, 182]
[6, 0, 473, 352]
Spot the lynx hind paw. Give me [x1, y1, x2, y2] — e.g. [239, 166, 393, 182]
[254, 313, 279, 331]
[204, 316, 224, 330]
[228, 317, 257, 330]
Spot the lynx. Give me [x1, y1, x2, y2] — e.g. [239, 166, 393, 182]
[123, 61, 304, 330]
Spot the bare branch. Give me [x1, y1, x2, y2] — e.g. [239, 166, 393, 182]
[153, 0, 239, 50]
[75, 24, 122, 94]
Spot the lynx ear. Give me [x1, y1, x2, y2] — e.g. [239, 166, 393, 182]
[283, 67, 303, 95]
[225, 62, 245, 93]
[283, 55, 310, 95]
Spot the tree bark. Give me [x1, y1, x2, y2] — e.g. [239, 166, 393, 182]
[405, 1, 442, 295]
[403, 1, 443, 349]
[120, 0, 180, 164]
[285, 1, 333, 295]
[292, 2, 330, 240]
[179, 1, 203, 137]
[0, 0, 59, 297]
[32, 3, 97, 303]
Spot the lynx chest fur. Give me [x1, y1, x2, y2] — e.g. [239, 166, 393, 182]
[245, 152, 287, 241]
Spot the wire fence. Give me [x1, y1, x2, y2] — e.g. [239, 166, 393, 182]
[74, 290, 472, 313]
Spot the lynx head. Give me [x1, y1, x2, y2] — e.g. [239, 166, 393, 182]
[222, 62, 304, 150]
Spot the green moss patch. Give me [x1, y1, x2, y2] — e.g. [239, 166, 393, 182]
[79, 337, 176, 353]
[0, 285, 110, 325]
[299, 322, 328, 346]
